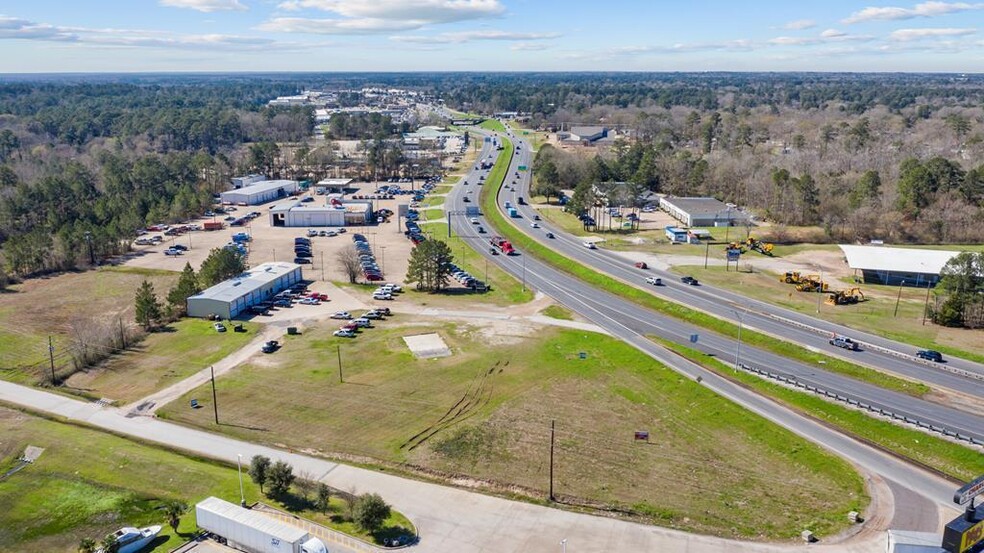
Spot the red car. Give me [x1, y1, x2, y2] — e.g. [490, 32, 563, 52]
[308, 292, 329, 301]
[340, 323, 359, 332]
[634, 262, 648, 270]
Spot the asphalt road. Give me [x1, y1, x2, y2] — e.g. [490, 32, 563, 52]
[447, 129, 984, 443]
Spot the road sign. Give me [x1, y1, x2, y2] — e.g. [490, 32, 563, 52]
[578, 351, 587, 359]
[726, 248, 741, 262]
[954, 474, 984, 505]
[690, 334, 699, 343]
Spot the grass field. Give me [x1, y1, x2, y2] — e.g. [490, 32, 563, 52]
[478, 119, 507, 133]
[62, 318, 260, 404]
[432, 185, 452, 195]
[423, 208, 445, 222]
[419, 195, 445, 208]
[659, 340, 984, 481]
[540, 305, 574, 320]
[0, 406, 413, 552]
[506, 121, 549, 151]
[670, 265, 984, 362]
[159, 323, 866, 540]
[0, 266, 180, 384]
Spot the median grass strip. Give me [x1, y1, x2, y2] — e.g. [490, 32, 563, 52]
[478, 119, 507, 133]
[478, 136, 928, 399]
[541, 305, 574, 320]
[0, 405, 414, 552]
[656, 339, 984, 482]
[160, 323, 866, 539]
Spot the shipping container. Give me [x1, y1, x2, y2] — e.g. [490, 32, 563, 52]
[195, 497, 327, 553]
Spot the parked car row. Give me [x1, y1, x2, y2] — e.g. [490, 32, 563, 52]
[247, 283, 322, 316]
[405, 220, 425, 246]
[353, 234, 384, 282]
[306, 228, 346, 238]
[333, 306, 393, 338]
[446, 263, 488, 292]
[372, 282, 401, 301]
[294, 236, 314, 264]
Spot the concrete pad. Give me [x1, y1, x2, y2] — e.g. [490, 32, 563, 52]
[403, 333, 452, 359]
[20, 445, 44, 462]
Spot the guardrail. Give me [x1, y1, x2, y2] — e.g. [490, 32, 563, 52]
[758, 311, 984, 382]
[736, 362, 984, 447]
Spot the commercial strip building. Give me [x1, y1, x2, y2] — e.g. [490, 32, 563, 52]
[659, 196, 751, 227]
[269, 198, 374, 227]
[314, 178, 352, 195]
[186, 262, 302, 319]
[839, 245, 963, 287]
[220, 180, 299, 206]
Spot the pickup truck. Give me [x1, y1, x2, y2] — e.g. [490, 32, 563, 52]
[829, 335, 859, 351]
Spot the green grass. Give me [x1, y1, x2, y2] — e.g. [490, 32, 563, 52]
[0, 405, 414, 552]
[657, 340, 984, 482]
[506, 121, 548, 151]
[0, 268, 180, 385]
[423, 208, 445, 222]
[419, 196, 445, 208]
[478, 136, 928, 400]
[432, 185, 452, 195]
[159, 324, 866, 539]
[541, 305, 574, 321]
[62, 319, 260, 404]
[478, 119, 507, 133]
[671, 265, 984, 364]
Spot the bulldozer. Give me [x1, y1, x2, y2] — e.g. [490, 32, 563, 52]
[796, 276, 828, 293]
[746, 237, 774, 256]
[781, 271, 802, 284]
[825, 287, 866, 306]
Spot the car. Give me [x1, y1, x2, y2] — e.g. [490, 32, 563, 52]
[308, 292, 329, 301]
[680, 276, 699, 286]
[293, 257, 312, 264]
[333, 329, 356, 338]
[294, 251, 313, 258]
[533, 214, 540, 220]
[583, 241, 597, 249]
[261, 340, 279, 353]
[645, 276, 663, 286]
[362, 311, 383, 320]
[470, 217, 479, 224]
[489, 247, 499, 255]
[372, 292, 393, 300]
[463, 197, 471, 203]
[371, 307, 391, 316]
[477, 226, 486, 234]
[213, 323, 226, 332]
[383, 283, 403, 292]
[545, 232, 555, 239]
[634, 262, 648, 270]
[916, 349, 944, 362]
[340, 322, 359, 332]
[164, 248, 183, 256]
[298, 298, 319, 305]
[331, 311, 352, 319]
[307, 229, 318, 237]
[530, 222, 540, 228]
[829, 335, 860, 351]
[171, 244, 188, 251]
[353, 317, 372, 328]
[273, 299, 292, 308]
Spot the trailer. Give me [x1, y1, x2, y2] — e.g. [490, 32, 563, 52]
[490, 236, 515, 255]
[195, 497, 328, 553]
[507, 207, 519, 218]
[203, 221, 224, 231]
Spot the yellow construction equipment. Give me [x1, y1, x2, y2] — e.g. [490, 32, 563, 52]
[796, 277, 828, 293]
[726, 242, 746, 253]
[825, 287, 866, 306]
[746, 237, 774, 256]
[781, 271, 802, 284]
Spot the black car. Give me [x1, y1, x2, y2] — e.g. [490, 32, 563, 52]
[261, 340, 279, 353]
[681, 276, 699, 286]
[294, 251, 313, 258]
[294, 257, 312, 264]
[916, 349, 944, 362]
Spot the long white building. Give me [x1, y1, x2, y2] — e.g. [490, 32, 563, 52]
[220, 180, 299, 206]
[186, 262, 302, 319]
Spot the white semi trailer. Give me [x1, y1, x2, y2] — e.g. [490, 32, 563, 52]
[196, 497, 328, 553]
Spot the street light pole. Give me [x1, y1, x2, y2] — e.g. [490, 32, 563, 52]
[894, 280, 906, 317]
[733, 310, 744, 372]
[237, 454, 246, 507]
[560, 539, 567, 553]
[522, 254, 527, 292]
[816, 268, 824, 314]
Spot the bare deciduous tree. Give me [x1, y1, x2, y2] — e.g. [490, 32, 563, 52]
[336, 245, 362, 284]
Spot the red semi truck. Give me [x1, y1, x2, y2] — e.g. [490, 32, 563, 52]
[489, 236, 515, 255]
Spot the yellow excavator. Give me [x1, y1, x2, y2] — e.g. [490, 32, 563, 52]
[826, 287, 865, 306]
[746, 237, 774, 256]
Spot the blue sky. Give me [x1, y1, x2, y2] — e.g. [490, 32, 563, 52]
[0, 0, 982, 72]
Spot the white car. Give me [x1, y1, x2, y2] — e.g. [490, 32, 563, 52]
[213, 323, 226, 332]
[372, 292, 393, 301]
[307, 229, 318, 237]
[331, 311, 352, 319]
[470, 217, 479, 224]
[353, 317, 372, 328]
[645, 277, 663, 286]
[530, 222, 540, 228]
[383, 283, 403, 292]
[333, 329, 356, 338]
[298, 298, 319, 305]
[583, 241, 597, 249]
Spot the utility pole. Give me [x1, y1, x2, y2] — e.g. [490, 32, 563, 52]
[47, 336, 56, 385]
[522, 254, 527, 292]
[337, 345, 343, 383]
[210, 366, 219, 425]
[816, 268, 824, 314]
[119, 317, 127, 350]
[894, 280, 906, 318]
[321, 251, 325, 281]
[84, 231, 95, 266]
[549, 419, 556, 501]
[703, 241, 709, 269]
[733, 311, 744, 372]
[922, 281, 932, 325]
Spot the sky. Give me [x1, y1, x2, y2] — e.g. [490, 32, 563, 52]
[0, 0, 982, 73]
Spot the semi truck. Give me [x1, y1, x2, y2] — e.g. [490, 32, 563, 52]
[195, 497, 328, 553]
[490, 236, 515, 255]
[507, 207, 519, 217]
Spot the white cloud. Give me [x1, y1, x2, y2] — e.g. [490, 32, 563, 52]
[820, 28, 847, 38]
[391, 30, 560, 44]
[889, 27, 977, 40]
[510, 42, 550, 51]
[159, 0, 248, 12]
[0, 15, 318, 51]
[843, 1, 984, 23]
[769, 36, 818, 45]
[257, 17, 420, 34]
[768, 29, 873, 46]
[276, 0, 504, 22]
[783, 19, 817, 30]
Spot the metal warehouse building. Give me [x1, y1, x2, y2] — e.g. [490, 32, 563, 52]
[186, 262, 302, 319]
[659, 196, 750, 227]
[839, 245, 963, 287]
[220, 180, 299, 206]
[269, 199, 374, 227]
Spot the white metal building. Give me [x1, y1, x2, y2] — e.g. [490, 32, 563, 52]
[231, 174, 266, 189]
[659, 197, 750, 227]
[220, 180, 299, 206]
[839, 245, 963, 287]
[314, 178, 352, 195]
[269, 200, 374, 227]
[186, 262, 302, 319]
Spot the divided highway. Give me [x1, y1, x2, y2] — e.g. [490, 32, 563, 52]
[443, 129, 984, 445]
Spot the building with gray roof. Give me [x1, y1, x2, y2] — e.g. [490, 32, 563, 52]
[659, 196, 750, 227]
[186, 262, 302, 319]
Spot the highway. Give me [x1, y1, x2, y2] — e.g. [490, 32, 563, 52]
[498, 132, 984, 398]
[441, 129, 984, 444]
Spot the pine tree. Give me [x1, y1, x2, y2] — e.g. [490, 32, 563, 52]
[406, 240, 454, 291]
[134, 280, 162, 330]
[167, 263, 201, 315]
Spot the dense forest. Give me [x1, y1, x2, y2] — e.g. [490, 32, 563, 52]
[2, 72, 984, 282]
